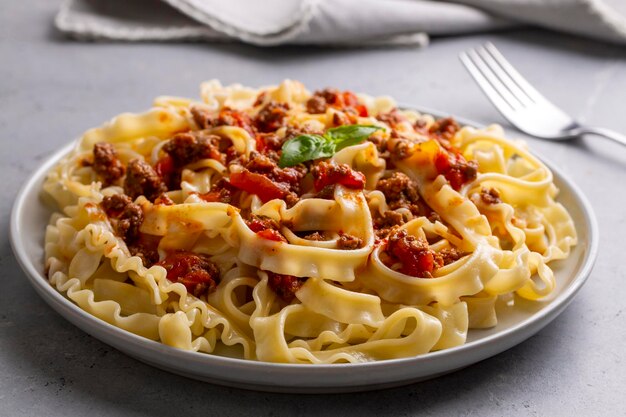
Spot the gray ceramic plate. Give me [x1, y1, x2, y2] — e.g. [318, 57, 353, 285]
[10, 110, 598, 393]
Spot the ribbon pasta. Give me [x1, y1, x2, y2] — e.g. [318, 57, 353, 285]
[43, 80, 576, 363]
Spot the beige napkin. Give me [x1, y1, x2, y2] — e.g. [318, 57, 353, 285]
[56, 0, 626, 46]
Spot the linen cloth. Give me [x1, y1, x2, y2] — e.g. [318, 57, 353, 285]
[56, 0, 626, 46]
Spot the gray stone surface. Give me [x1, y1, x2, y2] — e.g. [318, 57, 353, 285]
[1, 1, 625, 416]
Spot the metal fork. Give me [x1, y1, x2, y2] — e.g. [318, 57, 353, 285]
[460, 43, 626, 147]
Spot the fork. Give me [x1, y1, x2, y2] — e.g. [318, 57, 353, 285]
[460, 43, 626, 147]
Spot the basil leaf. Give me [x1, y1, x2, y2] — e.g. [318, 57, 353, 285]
[277, 125, 381, 168]
[326, 125, 381, 151]
[278, 134, 335, 168]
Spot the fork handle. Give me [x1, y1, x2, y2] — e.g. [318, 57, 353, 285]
[574, 126, 626, 147]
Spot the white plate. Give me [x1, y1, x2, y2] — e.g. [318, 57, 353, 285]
[10, 112, 598, 393]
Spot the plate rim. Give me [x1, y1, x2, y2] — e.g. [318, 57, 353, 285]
[9, 107, 599, 391]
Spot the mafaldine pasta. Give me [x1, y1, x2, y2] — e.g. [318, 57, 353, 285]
[43, 80, 577, 363]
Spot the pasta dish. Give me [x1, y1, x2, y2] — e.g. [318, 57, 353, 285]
[43, 80, 577, 363]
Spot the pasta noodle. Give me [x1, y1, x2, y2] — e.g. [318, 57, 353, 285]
[43, 80, 577, 363]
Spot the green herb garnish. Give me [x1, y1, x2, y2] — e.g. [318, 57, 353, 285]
[278, 125, 381, 168]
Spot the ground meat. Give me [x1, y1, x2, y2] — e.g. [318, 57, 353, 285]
[337, 232, 363, 250]
[302, 231, 326, 241]
[116, 203, 143, 242]
[225, 146, 241, 165]
[284, 125, 324, 142]
[267, 271, 307, 302]
[246, 214, 281, 232]
[311, 161, 365, 191]
[244, 151, 305, 197]
[284, 192, 300, 207]
[317, 89, 341, 104]
[92, 143, 125, 186]
[373, 211, 407, 239]
[480, 187, 502, 205]
[101, 194, 132, 218]
[264, 150, 282, 164]
[127, 233, 161, 267]
[385, 229, 441, 278]
[379, 210, 406, 227]
[367, 133, 388, 153]
[256, 133, 284, 152]
[246, 152, 276, 173]
[414, 118, 428, 131]
[306, 88, 363, 121]
[306, 95, 327, 114]
[374, 173, 439, 230]
[314, 184, 336, 200]
[163, 133, 198, 165]
[377, 172, 419, 204]
[190, 106, 212, 129]
[198, 178, 237, 204]
[438, 247, 465, 265]
[101, 194, 143, 242]
[203, 185, 233, 204]
[255, 101, 290, 133]
[154, 193, 175, 205]
[214, 107, 256, 135]
[156, 251, 221, 298]
[163, 132, 223, 166]
[246, 214, 287, 242]
[101, 194, 161, 267]
[158, 132, 234, 191]
[377, 172, 412, 198]
[192, 106, 256, 135]
[376, 172, 423, 214]
[376, 109, 408, 127]
[253, 91, 267, 107]
[429, 117, 460, 144]
[306, 89, 341, 114]
[124, 159, 167, 201]
[391, 140, 412, 160]
[461, 161, 478, 182]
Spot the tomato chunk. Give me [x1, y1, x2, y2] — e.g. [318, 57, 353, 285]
[245, 215, 287, 242]
[198, 191, 222, 202]
[156, 251, 220, 297]
[266, 271, 306, 302]
[312, 162, 365, 192]
[197, 178, 236, 204]
[246, 218, 267, 233]
[154, 155, 175, 178]
[257, 229, 287, 242]
[385, 229, 440, 278]
[434, 151, 478, 191]
[341, 91, 359, 107]
[229, 170, 288, 202]
[255, 135, 268, 153]
[355, 104, 369, 117]
[216, 108, 255, 136]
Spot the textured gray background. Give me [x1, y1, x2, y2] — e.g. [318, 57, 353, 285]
[2, 1, 626, 416]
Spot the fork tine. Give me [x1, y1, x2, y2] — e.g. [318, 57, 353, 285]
[461, 49, 523, 111]
[484, 42, 544, 103]
[475, 44, 533, 107]
[459, 51, 517, 116]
